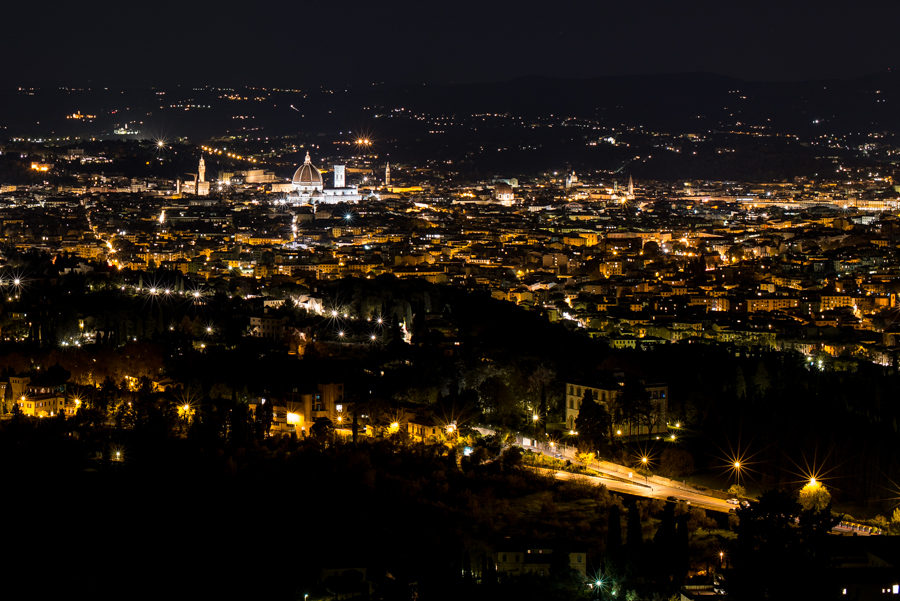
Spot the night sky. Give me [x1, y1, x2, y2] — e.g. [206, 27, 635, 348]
[5, 0, 900, 87]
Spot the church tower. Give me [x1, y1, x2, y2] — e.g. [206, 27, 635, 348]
[198, 155, 206, 183]
[385, 162, 391, 187]
[628, 175, 634, 197]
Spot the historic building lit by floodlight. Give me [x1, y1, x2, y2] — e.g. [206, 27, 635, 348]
[288, 152, 362, 205]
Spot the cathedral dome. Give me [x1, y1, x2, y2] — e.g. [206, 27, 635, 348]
[494, 183, 514, 200]
[292, 152, 323, 188]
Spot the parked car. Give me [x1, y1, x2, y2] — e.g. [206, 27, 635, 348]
[741, 500, 750, 508]
[726, 498, 740, 505]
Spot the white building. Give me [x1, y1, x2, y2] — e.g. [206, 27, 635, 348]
[288, 152, 362, 205]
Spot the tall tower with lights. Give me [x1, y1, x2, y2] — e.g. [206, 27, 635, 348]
[199, 155, 206, 183]
[385, 162, 391, 187]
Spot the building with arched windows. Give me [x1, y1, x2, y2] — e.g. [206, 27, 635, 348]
[564, 375, 668, 437]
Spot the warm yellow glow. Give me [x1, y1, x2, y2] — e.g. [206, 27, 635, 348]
[641, 457, 648, 464]
[734, 462, 740, 469]
[532, 414, 539, 422]
[809, 477, 817, 486]
[287, 412, 300, 424]
[616, 430, 622, 435]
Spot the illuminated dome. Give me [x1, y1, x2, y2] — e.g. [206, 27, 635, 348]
[494, 182, 514, 202]
[292, 152, 323, 188]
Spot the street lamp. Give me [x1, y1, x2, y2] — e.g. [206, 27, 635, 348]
[334, 414, 343, 445]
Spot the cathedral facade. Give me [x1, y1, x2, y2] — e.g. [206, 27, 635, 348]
[288, 152, 362, 205]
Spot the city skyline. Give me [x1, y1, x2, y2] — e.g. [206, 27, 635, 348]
[5, 3, 900, 599]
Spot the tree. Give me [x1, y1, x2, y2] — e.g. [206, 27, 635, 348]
[499, 446, 524, 472]
[731, 489, 836, 600]
[798, 482, 831, 513]
[753, 362, 770, 396]
[890, 508, 900, 536]
[549, 543, 572, 580]
[727, 484, 747, 498]
[576, 451, 595, 466]
[619, 378, 653, 439]
[311, 417, 333, 439]
[256, 398, 273, 438]
[624, 500, 643, 579]
[605, 504, 624, 574]
[659, 448, 695, 478]
[651, 502, 679, 586]
[575, 390, 610, 452]
[734, 367, 747, 400]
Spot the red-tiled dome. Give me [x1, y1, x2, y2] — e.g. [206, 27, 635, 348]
[292, 152, 323, 187]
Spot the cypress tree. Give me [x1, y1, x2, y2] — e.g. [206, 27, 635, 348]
[605, 504, 623, 574]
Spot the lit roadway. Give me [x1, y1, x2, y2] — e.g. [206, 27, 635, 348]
[545, 468, 734, 514]
[519, 443, 734, 514]
[522, 444, 876, 534]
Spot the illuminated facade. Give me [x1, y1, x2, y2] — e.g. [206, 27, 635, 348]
[251, 383, 345, 437]
[564, 379, 668, 435]
[288, 152, 362, 205]
[494, 183, 515, 206]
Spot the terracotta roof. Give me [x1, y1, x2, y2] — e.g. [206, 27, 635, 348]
[292, 152, 323, 187]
